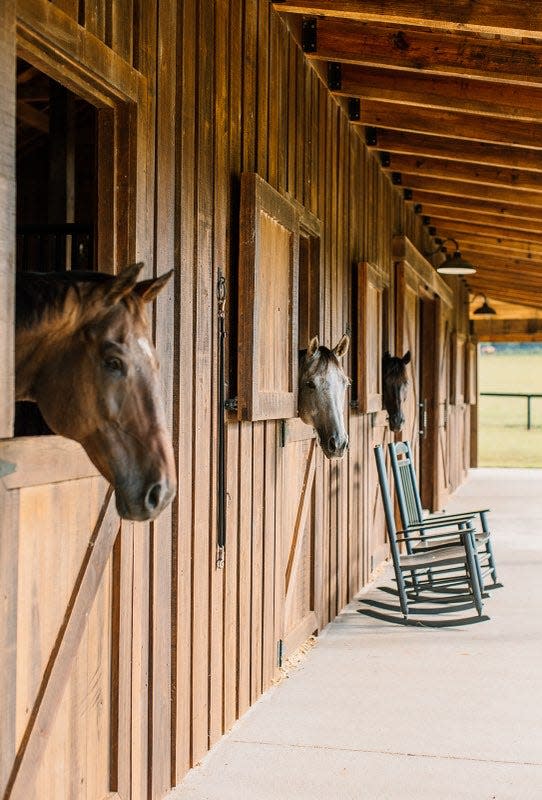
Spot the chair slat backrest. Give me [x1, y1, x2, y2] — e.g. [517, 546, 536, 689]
[388, 441, 424, 528]
[373, 445, 403, 568]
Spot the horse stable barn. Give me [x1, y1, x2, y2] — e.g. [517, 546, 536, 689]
[3, 1, 542, 798]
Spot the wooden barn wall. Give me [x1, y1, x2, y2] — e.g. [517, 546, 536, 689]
[4, 0, 471, 796]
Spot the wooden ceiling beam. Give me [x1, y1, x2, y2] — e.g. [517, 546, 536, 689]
[382, 154, 542, 193]
[275, 2, 542, 40]
[441, 236, 542, 260]
[356, 101, 542, 148]
[431, 217, 542, 247]
[466, 284, 542, 309]
[324, 63, 542, 122]
[408, 192, 542, 222]
[461, 250, 542, 272]
[473, 318, 542, 342]
[420, 206, 542, 234]
[305, 18, 542, 85]
[367, 129, 542, 172]
[403, 175, 542, 208]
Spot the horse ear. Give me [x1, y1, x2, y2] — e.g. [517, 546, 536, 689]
[307, 336, 319, 359]
[104, 262, 144, 304]
[333, 333, 349, 358]
[383, 351, 391, 361]
[402, 351, 411, 365]
[134, 270, 174, 303]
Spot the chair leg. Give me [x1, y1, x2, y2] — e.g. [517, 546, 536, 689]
[396, 568, 410, 619]
[464, 533, 484, 617]
[486, 539, 499, 584]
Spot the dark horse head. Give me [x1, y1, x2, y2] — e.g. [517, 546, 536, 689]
[298, 334, 350, 459]
[382, 351, 411, 433]
[15, 263, 176, 521]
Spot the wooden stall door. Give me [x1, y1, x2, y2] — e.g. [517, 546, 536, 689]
[279, 420, 320, 659]
[0, 440, 141, 800]
[366, 412, 390, 574]
[395, 262, 420, 457]
[435, 298, 453, 510]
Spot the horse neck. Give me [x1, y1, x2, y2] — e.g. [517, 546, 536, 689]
[15, 286, 83, 401]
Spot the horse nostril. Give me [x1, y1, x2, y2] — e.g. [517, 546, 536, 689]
[328, 436, 337, 453]
[145, 482, 164, 512]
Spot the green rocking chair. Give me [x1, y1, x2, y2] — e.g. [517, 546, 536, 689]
[374, 444, 484, 619]
[388, 440, 498, 589]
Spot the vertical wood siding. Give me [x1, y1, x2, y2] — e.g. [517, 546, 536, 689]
[6, 1, 471, 796]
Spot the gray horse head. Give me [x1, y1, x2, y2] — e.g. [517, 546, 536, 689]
[298, 335, 350, 459]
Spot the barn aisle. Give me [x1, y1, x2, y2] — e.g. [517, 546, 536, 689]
[167, 469, 542, 800]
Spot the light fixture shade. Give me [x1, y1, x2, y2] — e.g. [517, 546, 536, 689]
[436, 250, 476, 275]
[473, 297, 496, 315]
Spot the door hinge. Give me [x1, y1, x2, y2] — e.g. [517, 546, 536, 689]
[277, 639, 284, 668]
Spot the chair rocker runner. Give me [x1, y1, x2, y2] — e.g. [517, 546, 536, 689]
[374, 445, 485, 619]
[388, 441, 498, 588]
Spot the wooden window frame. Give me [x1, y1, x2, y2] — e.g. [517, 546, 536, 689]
[237, 173, 300, 422]
[354, 261, 389, 414]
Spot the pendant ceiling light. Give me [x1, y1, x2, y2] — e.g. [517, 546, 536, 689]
[427, 237, 477, 276]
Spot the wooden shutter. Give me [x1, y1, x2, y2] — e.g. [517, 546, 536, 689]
[451, 332, 467, 405]
[464, 340, 477, 405]
[355, 262, 386, 413]
[238, 173, 299, 421]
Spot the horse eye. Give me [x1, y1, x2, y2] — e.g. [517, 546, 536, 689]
[304, 380, 316, 390]
[104, 357, 123, 373]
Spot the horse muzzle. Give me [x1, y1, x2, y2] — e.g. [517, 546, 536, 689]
[115, 474, 177, 521]
[321, 432, 349, 460]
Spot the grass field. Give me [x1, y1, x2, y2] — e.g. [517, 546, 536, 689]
[478, 348, 542, 467]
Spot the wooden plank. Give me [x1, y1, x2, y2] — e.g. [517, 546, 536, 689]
[5, 489, 119, 800]
[429, 216, 542, 245]
[283, 610, 317, 661]
[276, 2, 542, 39]
[284, 439, 316, 597]
[0, 437, 100, 490]
[407, 191, 542, 223]
[223, 424, 239, 731]
[174, 0, 196, 780]
[306, 17, 542, 85]
[131, 521, 150, 800]
[236, 423, 252, 718]
[383, 154, 542, 193]
[110, 0, 133, 63]
[368, 129, 542, 172]
[0, 483, 18, 798]
[422, 207, 542, 236]
[0, 0, 15, 439]
[326, 62, 542, 123]
[401, 172, 542, 207]
[250, 424, 264, 704]
[357, 101, 542, 149]
[149, 0, 176, 792]
[261, 421, 277, 691]
[435, 233, 542, 260]
[191, 0, 214, 766]
[83, 0, 107, 41]
[473, 317, 542, 341]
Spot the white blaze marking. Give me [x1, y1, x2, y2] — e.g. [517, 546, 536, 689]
[137, 337, 154, 360]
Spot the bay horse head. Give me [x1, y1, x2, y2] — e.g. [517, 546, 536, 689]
[15, 263, 176, 521]
[382, 351, 411, 433]
[298, 334, 350, 459]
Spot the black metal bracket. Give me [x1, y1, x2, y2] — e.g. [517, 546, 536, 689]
[414, 203, 423, 214]
[380, 152, 391, 168]
[403, 188, 413, 201]
[224, 397, 238, 412]
[348, 98, 360, 121]
[423, 215, 431, 226]
[391, 172, 402, 185]
[302, 18, 317, 52]
[327, 62, 342, 90]
[429, 226, 437, 236]
[365, 126, 378, 147]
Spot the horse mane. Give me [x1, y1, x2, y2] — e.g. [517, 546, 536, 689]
[16, 271, 137, 330]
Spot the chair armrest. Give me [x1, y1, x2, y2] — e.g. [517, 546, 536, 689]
[428, 508, 490, 520]
[397, 526, 476, 544]
[404, 518, 476, 532]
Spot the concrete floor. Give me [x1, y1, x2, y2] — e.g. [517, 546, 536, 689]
[167, 469, 542, 800]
